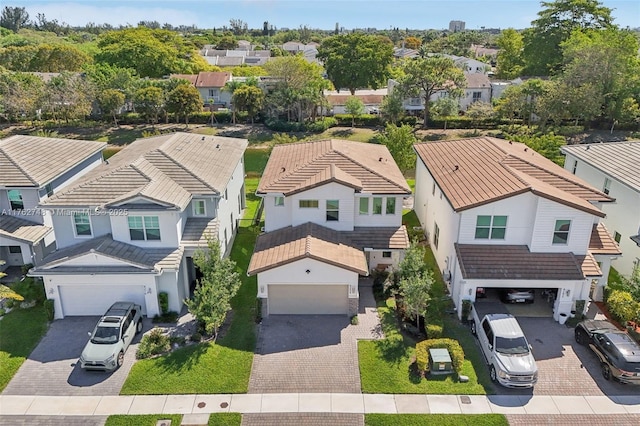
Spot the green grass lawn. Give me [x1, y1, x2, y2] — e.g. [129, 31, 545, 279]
[105, 413, 241, 426]
[0, 304, 49, 392]
[244, 148, 270, 177]
[121, 180, 260, 395]
[365, 414, 508, 426]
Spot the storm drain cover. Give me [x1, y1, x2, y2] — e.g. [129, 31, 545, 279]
[220, 402, 229, 408]
[460, 396, 471, 404]
[197, 402, 206, 408]
[155, 421, 171, 426]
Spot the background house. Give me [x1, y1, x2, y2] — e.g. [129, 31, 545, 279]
[0, 135, 104, 269]
[324, 89, 386, 115]
[29, 133, 247, 319]
[248, 139, 411, 317]
[562, 141, 639, 277]
[171, 72, 232, 107]
[413, 137, 620, 319]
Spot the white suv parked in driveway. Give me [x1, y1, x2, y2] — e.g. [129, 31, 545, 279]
[80, 301, 143, 371]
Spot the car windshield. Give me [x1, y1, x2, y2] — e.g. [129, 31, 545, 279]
[496, 336, 530, 354]
[91, 326, 120, 344]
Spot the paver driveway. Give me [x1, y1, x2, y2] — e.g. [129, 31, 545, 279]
[2, 316, 146, 396]
[248, 280, 382, 394]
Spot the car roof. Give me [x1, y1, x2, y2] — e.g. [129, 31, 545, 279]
[487, 315, 526, 338]
[582, 319, 618, 332]
[604, 332, 640, 362]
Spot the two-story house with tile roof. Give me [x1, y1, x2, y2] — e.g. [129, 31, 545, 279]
[413, 137, 621, 320]
[0, 136, 105, 270]
[29, 133, 247, 319]
[248, 139, 412, 317]
[562, 141, 640, 278]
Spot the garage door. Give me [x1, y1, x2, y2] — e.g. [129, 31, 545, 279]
[268, 284, 348, 315]
[58, 285, 146, 317]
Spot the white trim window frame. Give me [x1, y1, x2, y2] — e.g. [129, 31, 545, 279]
[193, 199, 206, 216]
[72, 211, 93, 237]
[274, 196, 284, 207]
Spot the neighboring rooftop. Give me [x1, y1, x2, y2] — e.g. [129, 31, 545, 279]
[589, 223, 622, 255]
[0, 135, 105, 187]
[42, 133, 247, 208]
[258, 139, 411, 196]
[561, 141, 640, 193]
[0, 214, 52, 244]
[414, 137, 612, 217]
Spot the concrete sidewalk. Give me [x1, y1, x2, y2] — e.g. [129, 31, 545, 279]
[1, 393, 639, 417]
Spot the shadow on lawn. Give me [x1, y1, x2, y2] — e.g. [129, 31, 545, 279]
[330, 128, 355, 138]
[151, 341, 210, 372]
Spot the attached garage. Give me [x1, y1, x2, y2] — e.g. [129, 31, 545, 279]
[58, 284, 147, 317]
[268, 284, 348, 315]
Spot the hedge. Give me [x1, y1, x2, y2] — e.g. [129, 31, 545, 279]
[607, 290, 640, 324]
[264, 117, 337, 133]
[333, 114, 382, 127]
[426, 323, 443, 339]
[415, 338, 464, 373]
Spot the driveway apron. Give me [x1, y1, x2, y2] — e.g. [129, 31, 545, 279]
[248, 280, 383, 393]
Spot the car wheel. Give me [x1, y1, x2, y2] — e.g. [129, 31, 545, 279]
[117, 351, 124, 368]
[136, 320, 143, 334]
[602, 363, 612, 381]
[575, 329, 586, 345]
[490, 365, 497, 383]
[471, 321, 477, 336]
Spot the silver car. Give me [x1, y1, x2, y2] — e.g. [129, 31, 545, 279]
[80, 302, 143, 371]
[500, 288, 535, 304]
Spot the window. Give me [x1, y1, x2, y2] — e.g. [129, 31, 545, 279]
[326, 200, 339, 221]
[299, 200, 318, 208]
[274, 196, 284, 206]
[128, 216, 161, 241]
[553, 220, 571, 245]
[614, 231, 621, 244]
[572, 160, 578, 174]
[386, 197, 396, 214]
[409, 97, 421, 106]
[373, 197, 383, 214]
[9, 246, 21, 254]
[224, 189, 228, 200]
[472, 91, 482, 102]
[433, 222, 440, 249]
[382, 251, 392, 258]
[432, 182, 436, 195]
[193, 199, 206, 216]
[603, 178, 611, 195]
[7, 190, 24, 210]
[475, 215, 507, 239]
[359, 197, 369, 215]
[45, 183, 54, 197]
[73, 212, 92, 237]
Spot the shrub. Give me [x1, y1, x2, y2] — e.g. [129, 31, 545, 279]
[136, 328, 171, 359]
[415, 338, 464, 373]
[152, 311, 179, 324]
[158, 292, 169, 315]
[607, 290, 640, 324]
[333, 114, 381, 127]
[461, 299, 472, 322]
[306, 117, 337, 132]
[351, 315, 359, 325]
[191, 332, 202, 342]
[426, 323, 443, 339]
[20, 263, 33, 275]
[398, 116, 418, 126]
[44, 299, 55, 321]
[5, 299, 15, 309]
[12, 277, 45, 303]
[0, 308, 5, 316]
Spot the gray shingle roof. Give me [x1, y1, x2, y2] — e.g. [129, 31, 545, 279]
[181, 218, 219, 249]
[0, 214, 52, 244]
[0, 135, 105, 187]
[561, 141, 640, 193]
[31, 234, 183, 273]
[42, 133, 247, 208]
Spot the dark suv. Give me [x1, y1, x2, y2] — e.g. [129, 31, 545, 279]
[575, 319, 640, 384]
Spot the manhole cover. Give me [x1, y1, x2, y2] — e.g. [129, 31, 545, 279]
[220, 402, 229, 408]
[155, 420, 171, 426]
[197, 402, 206, 408]
[460, 396, 471, 404]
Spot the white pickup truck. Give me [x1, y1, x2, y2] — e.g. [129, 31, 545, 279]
[470, 302, 538, 388]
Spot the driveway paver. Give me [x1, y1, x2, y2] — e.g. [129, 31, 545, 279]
[2, 316, 147, 396]
[248, 280, 382, 394]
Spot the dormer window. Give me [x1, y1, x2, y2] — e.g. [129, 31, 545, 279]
[193, 199, 206, 216]
[8, 189, 24, 210]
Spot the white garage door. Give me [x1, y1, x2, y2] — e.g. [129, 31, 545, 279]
[268, 284, 349, 315]
[58, 285, 146, 317]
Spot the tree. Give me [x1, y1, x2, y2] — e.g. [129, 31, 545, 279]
[380, 91, 405, 125]
[397, 56, 466, 127]
[98, 89, 125, 127]
[465, 101, 494, 127]
[317, 33, 394, 95]
[133, 86, 164, 124]
[0, 70, 43, 121]
[431, 96, 459, 129]
[43, 72, 95, 123]
[376, 124, 417, 173]
[229, 19, 248, 36]
[344, 96, 364, 127]
[232, 85, 264, 124]
[216, 35, 238, 50]
[495, 29, 524, 79]
[1, 6, 29, 32]
[0, 44, 91, 72]
[522, 0, 614, 75]
[404, 36, 422, 49]
[396, 241, 434, 332]
[166, 83, 202, 125]
[184, 239, 241, 337]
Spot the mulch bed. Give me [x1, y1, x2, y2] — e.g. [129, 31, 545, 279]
[594, 301, 640, 333]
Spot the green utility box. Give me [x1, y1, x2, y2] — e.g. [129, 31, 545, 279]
[429, 348, 453, 375]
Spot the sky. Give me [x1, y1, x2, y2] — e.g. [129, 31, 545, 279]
[6, 0, 640, 31]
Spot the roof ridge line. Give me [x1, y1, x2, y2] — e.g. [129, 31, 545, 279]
[0, 149, 38, 186]
[153, 149, 218, 193]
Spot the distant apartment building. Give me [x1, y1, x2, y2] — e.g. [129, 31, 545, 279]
[449, 20, 465, 32]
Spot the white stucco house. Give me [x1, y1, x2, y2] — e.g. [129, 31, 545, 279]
[248, 139, 411, 317]
[1, 135, 105, 270]
[29, 133, 247, 319]
[562, 141, 639, 277]
[413, 137, 621, 321]
[171, 72, 232, 107]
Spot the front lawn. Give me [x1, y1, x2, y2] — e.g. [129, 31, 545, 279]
[0, 304, 49, 392]
[105, 413, 241, 426]
[365, 414, 508, 426]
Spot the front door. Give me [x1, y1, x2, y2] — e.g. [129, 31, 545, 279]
[7, 246, 24, 265]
